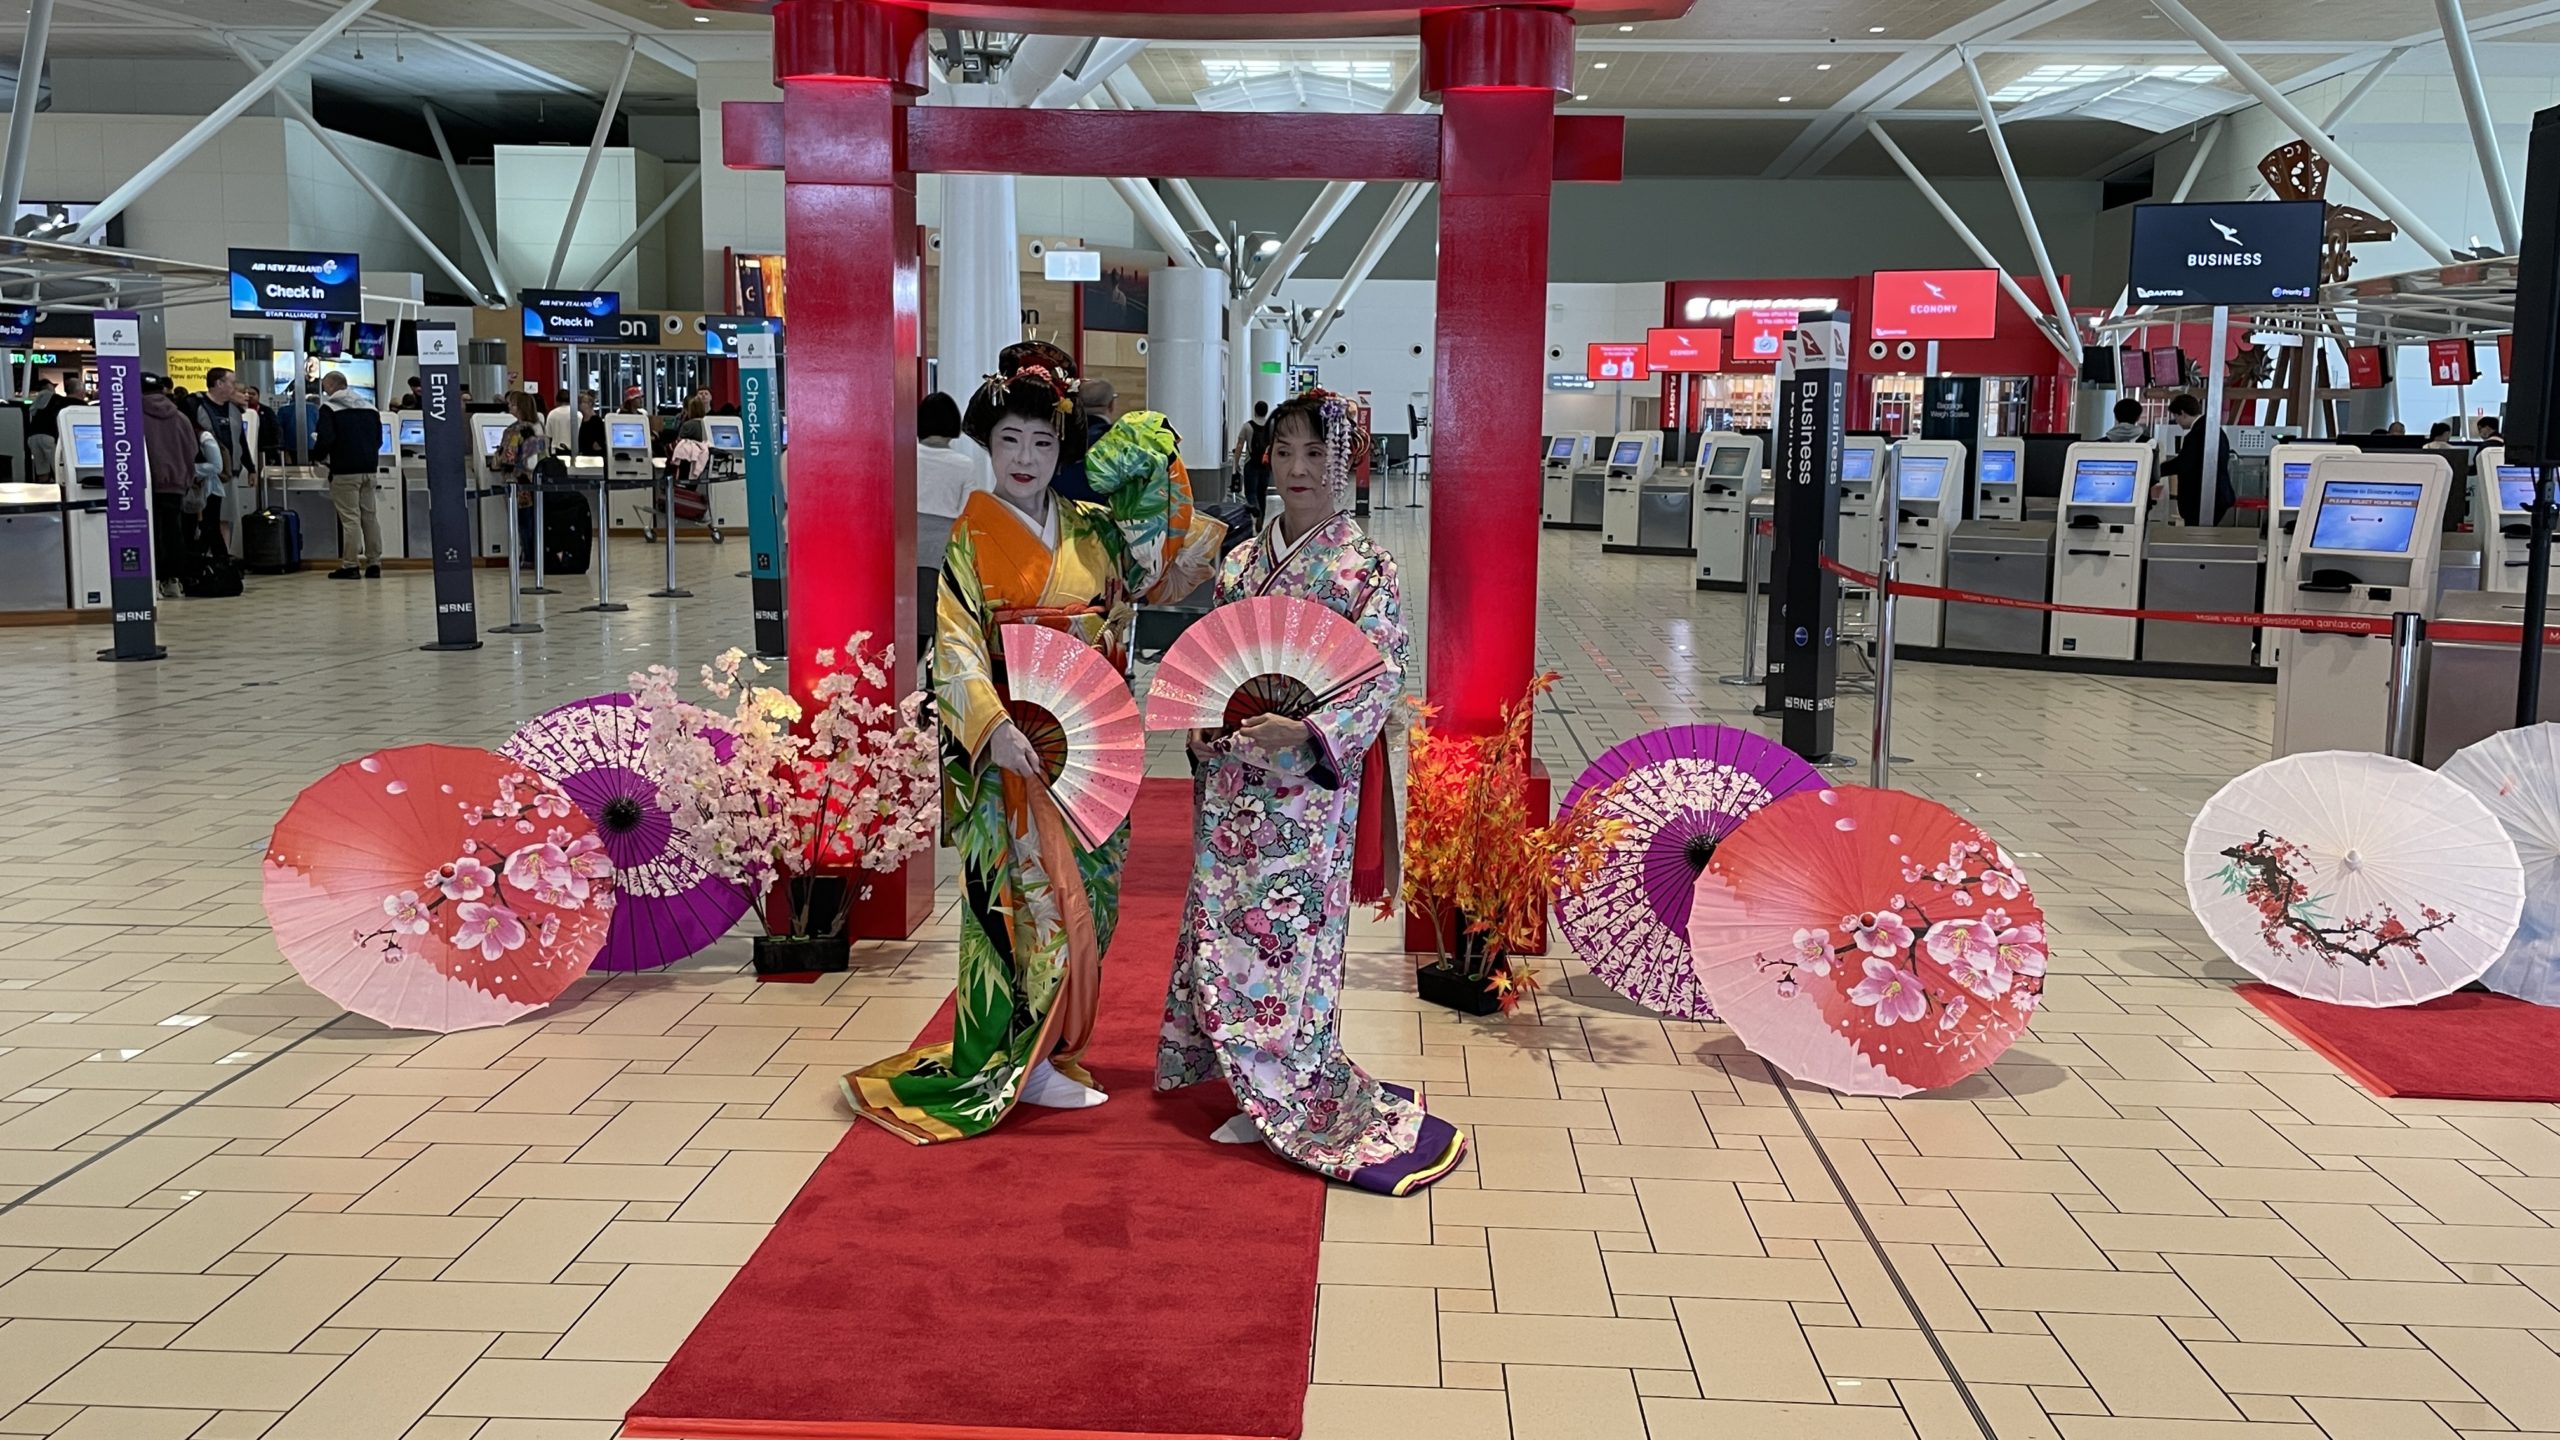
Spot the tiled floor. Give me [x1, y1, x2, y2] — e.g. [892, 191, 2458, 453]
[0, 505, 2547, 1440]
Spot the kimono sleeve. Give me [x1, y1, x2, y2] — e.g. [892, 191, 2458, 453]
[1085, 411, 1222, 600]
[935, 523, 1009, 760]
[1301, 545, 1409, 791]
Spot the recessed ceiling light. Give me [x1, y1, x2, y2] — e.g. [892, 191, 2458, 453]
[1593, 61, 1609, 69]
[1816, 63, 1832, 70]
[1869, 25, 1887, 33]
[693, 13, 709, 19]
[1574, 93, 1588, 101]
[1778, 95, 1793, 102]
[1617, 23, 1634, 30]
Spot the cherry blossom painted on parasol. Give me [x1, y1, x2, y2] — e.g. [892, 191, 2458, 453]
[1687, 786, 2046, 1097]
[502, 695, 753, 971]
[263, 744, 616, 1033]
[2186, 750, 2524, 1007]
[1552, 724, 1823, 1019]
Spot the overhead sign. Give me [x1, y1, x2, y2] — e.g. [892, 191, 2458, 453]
[704, 316, 779, 356]
[1042, 249, 1101, 282]
[1871, 269, 1999, 341]
[2127, 200, 2324, 306]
[416, 323, 481, 653]
[1546, 372, 1597, 392]
[1645, 327, 1724, 373]
[2344, 344, 2390, 390]
[520, 289, 621, 342]
[610, 313, 664, 345]
[1734, 309, 1795, 365]
[228, 248, 362, 322]
[1587, 342, 1649, 382]
[2429, 337, 2480, 386]
[2118, 346, 2151, 390]
[0, 305, 35, 346]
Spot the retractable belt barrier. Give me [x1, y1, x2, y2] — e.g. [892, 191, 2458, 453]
[1817, 556, 2560, 649]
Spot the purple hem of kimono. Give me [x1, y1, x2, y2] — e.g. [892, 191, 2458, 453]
[1343, 1084, 1466, 1197]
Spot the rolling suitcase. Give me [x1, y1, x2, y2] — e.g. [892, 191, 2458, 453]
[243, 505, 301, 575]
[544, 489, 594, 576]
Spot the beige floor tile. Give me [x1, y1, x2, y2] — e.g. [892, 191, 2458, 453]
[332, 1279, 604, 1333]
[1467, 1126, 1584, 1194]
[1488, 1229, 1613, 1317]
[666, 1151, 821, 1225]
[568, 1102, 719, 1167]
[1313, 1284, 1439, 1387]
[1604, 1089, 1712, 1149]
[1635, 1178, 1763, 1256]
[1441, 1311, 1693, 1371]
[49, 1408, 215, 1439]
[1321, 1241, 1492, 1290]
[238, 1212, 493, 1259]
[2413, 1325, 2560, 1431]
[429, 1358, 659, 1420]
[2296, 1396, 2463, 1440]
[1601, 1250, 1846, 1303]
[1432, 1188, 1641, 1233]
[35, 1348, 338, 1411]
[2045, 1313, 2238, 1420]
[172, 1254, 390, 1353]
[267, 1329, 494, 1440]
[0, 1318, 122, 1413]
[93, 1192, 299, 1275]
[1954, 1192, 2109, 1271]
[1573, 1143, 1781, 1185]
[576, 1220, 768, 1267]
[2185, 1339, 2476, 1401]
[1950, 1266, 2211, 1317]
[1506, 1364, 1644, 1440]
[549, 1264, 734, 1362]
[1302, 1383, 1511, 1440]
[1642, 1397, 1919, 1438]
[2162, 1254, 2355, 1346]
[0, 1268, 245, 1322]
[441, 1200, 620, 1284]
[1807, 1325, 1942, 1381]
[1676, 1297, 1829, 1402]
[346, 1145, 524, 1217]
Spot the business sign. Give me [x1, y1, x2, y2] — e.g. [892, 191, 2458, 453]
[520, 289, 621, 342]
[1645, 327, 1724, 373]
[1587, 342, 1649, 382]
[1734, 309, 1795, 365]
[2343, 345, 2390, 390]
[738, 329, 786, 659]
[1546, 372, 1597, 392]
[2127, 200, 2324, 305]
[1772, 314, 1849, 763]
[2429, 337, 2480, 386]
[416, 323, 481, 653]
[93, 312, 162, 662]
[1871, 269, 1999, 341]
[228, 248, 362, 322]
[0, 305, 34, 346]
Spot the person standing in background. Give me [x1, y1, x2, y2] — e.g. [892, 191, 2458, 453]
[543, 388, 579, 457]
[312, 372, 385, 580]
[140, 374, 200, 600]
[192, 368, 251, 555]
[914, 391, 994, 672]
[2164, 394, 2235, 527]
[2101, 397, 2146, 444]
[26, 375, 64, 482]
[1231, 399, 1273, 515]
[577, 391, 607, 457]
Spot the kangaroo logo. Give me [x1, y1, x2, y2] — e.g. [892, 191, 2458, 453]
[2210, 219, 2244, 247]
[1923, 281, 1946, 300]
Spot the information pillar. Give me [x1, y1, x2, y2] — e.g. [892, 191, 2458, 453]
[417, 322, 482, 652]
[1774, 312, 1849, 763]
[737, 328, 786, 659]
[93, 311, 164, 663]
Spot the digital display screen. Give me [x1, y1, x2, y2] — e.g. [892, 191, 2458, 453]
[2282, 461, 2312, 510]
[70, 422, 103, 470]
[1978, 449, 2016, 485]
[1737, 310, 1793, 362]
[1708, 447, 1751, 478]
[2499, 465, 2539, 512]
[1548, 437, 1575, 460]
[2069, 458, 2142, 506]
[2148, 347, 2185, 387]
[228, 248, 361, 321]
[399, 418, 426, 447]
[2311, 481, 2423, 554]
[2127, 199, 2325, 305]
[1587, 343, 1649, 382]
[706, 419, 744, 450]
[1612, 440, 1644, 465]
[1645, 327, 1723, 373]
[1840, 446, 1875, 482]
[1899, 455, 1949, 501]
[477, 419, 510, 456]
[610, 422, 648, 450]
[379, 423, 398, 455]
[1870, 270, 1999, 341]
[520, 288, 621, 341]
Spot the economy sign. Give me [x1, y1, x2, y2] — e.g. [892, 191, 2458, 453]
[520, 289, 621, 341]
[2127, 200, 2324, 306]
[1871, 269, 1999, 341]
[228, 249, 362, 322]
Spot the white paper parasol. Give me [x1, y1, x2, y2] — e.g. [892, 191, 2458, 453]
[2440, 724, 2560, 1005]
[2184, 751, 2524, 1007]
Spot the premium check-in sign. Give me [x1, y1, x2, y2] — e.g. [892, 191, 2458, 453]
[2128, 200, 2324, 306]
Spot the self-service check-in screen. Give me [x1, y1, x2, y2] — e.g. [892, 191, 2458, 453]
[2282, 461, 2313, 510]
[70, 422, 103, 470]
[1978, 449, 2016, 485]
[706, 419, 743, 450]
[1841, 447, 1875, 482]
[2499, 465, 2540, 512]
[2311, 481, 2423, 554]
[610, 422, 648, 451]
[1611, 439, 1644, 465]
[1708, 447, 1751, 479]
[477, 420, 510, 457]
[1548, 437, 1575, 461]
[2069, 458, 2142, 506]
[1898, 455, 1948, 501]
[399, 418, 426, 447]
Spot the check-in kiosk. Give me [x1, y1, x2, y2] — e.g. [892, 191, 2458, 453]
[600, 415, 659, 533]
[1835, 436, 1887, 574]
[1888, 439, 1965, 648]
[0, 400, 65, 608]
[2259, 442, 2356, 668]
[390, 415, 432, 559]
[1541, 432, 1597, 529]
[1601, 432, 1681, 554]
[2048, 442, 2154, 660]
[2274, 452, 2452, 757]
[59, 407, 117, 609]
[703, 415, 748, 535]
[475, 412, 515, 557]
[2475, 447, 2557, 594]
[1973, 438, 2023, 523]
[1693, 431, 1765, 590]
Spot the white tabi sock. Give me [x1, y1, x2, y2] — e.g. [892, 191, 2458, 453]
[1211, 1113, 1260, 1144]
[1020, 1059, 1108, 1109]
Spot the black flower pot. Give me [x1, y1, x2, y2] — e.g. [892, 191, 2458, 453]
[752, 933, 851, 975]
[1416, 958, 1506, 1016]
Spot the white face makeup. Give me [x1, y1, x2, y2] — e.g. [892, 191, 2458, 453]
[1271, 415, 1333, 537]
[988, 414, 1061, 512]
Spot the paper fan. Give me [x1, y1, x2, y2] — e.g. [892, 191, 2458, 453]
[1553, 725, 1824, 1019]
[1688, 786, 2044, 1097]
[1002, 624, 1144, 849]
[2442, 725, 2560, 1004]
[1143, 594, 1386, 731]
[501, 695, 753, 972]
[2185, 751, 2524, 1007]
[264, 744, 616, 1033]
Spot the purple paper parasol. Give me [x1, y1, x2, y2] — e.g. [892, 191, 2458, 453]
[501, 695, 753, 972]
[1553, 724, 1823, 1019]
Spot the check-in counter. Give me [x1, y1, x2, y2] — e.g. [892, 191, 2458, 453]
[1943, 520, 2053, 655]
[2142, 527, 2260, 668]
[0, 482, 67, 611]
[2421, 591, 2560, 765]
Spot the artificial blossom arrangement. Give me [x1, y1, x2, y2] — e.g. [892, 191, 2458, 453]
[631, 634, 940, 940]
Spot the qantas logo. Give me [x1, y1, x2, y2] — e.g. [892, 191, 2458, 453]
[1923, 281, 1946, 300]
[2210, 219, 2243, 246]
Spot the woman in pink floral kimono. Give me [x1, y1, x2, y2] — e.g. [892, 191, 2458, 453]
[1155, 390, 1466, 1196]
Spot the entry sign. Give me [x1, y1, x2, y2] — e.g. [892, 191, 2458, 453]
[1775, 313, 1848, 763]
[1587, 342, 1649, 382]
[417, 323, 482, 652]
[2429, 337, 2481, 386]
[93, 311, 163, 663]
[738, 329, 786, 659]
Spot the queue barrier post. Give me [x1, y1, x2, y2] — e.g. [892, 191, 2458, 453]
[650, 470, 693, 599]
[578, 472, 629, 614]
[2387, 611, 2428, 762]
[1871, 555, 1899, 791]
[489, 475, 542, 636]
[1720, 513, 1766, 688]
[524, 481, 557, 595]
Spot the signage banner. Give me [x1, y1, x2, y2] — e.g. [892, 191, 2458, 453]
[1545, 373, 1596, 392]
[228, 249, 362, 321]
[1586, 342, 1649, 382]
[1762, 331, 1799, 718]
[1871, 269, 2000, 341]
[2428, 337, 2480, 386]
[417, 323, 481, 652]
[2127, 200, 2323, 306]
[1773, 312, 1848, 762]
[1920, 376, 1983, 456]
[610, 313, 664, 346]
[94, 311, 162, 661]
[1645, 326, 1724, 373]
[520, 289, 622, 342]
[0, 305, 35, 346]
[1733, 308, 1794, 367]
[2344, 345, 2389, 390]
[738, 329, 786, 658]
[706, 315, 783, 356]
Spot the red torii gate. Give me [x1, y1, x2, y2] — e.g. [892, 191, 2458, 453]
[696, 0, 1684, 933]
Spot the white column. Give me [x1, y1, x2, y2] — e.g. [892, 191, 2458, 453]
[1249, 324, 1289, 413]
[934, 85, 1019, 399]
[1148, 264, 1226, 488]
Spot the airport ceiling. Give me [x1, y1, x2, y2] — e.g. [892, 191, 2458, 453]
[35, 0, 2560, 177]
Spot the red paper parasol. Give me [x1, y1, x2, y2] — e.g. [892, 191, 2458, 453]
[1688, 786, 2046, 1097]
[264, 744, 618, 1032]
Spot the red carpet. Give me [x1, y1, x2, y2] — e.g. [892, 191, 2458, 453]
[625, 781, 1324, 1440]
[2240, 983, 2560, 1101]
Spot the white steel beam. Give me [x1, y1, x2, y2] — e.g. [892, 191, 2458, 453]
[67, 0, 383, 244]
[1868, 120, 2076, 362]
[1106, 176, 1200, 265]
[1957, 47, 2081, 361]
[2242, 50, 2403, 201]
[2109, 118, 2222, 322]
[2435, 0, 2521, 251]
[546, 36, 640, 289]
[423, 104, 509, 300]
[1035, 37, 1146, 109]
[580, 167, 701, 292]
[1302, 181, 1429, 350]
[0, 0, 56, 230]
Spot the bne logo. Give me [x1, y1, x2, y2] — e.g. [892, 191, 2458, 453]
[2188, 218, 2263, 268]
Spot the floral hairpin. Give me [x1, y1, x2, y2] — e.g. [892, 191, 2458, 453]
[1299, 387, 1370, 498]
